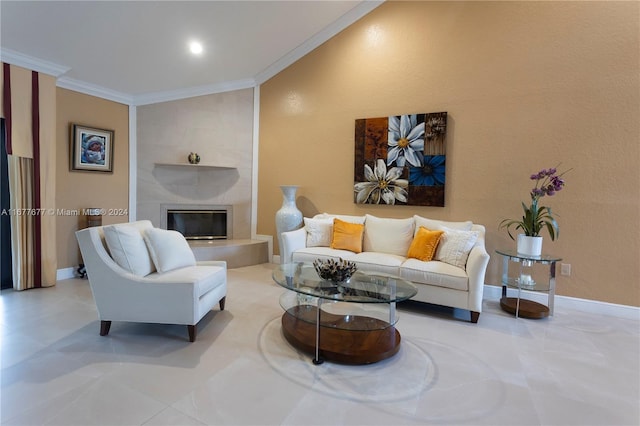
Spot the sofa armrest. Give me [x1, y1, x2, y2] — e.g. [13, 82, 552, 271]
[281, 227, 307, 263]
[465, 242, 491, 313]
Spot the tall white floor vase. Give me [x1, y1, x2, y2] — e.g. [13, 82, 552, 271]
[275, 185, 303, 264]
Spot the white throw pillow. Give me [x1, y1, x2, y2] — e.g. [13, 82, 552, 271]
[143, 228, 196, 273]
[103, 224, 156, 276]
[435, 227, 479, 269]
[413, 215, 473, 236]
[304, 217, 333, 247]
[363, 214, 415, 256]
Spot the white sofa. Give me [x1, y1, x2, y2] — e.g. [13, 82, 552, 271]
[280, 214, 490, 323]
[76, 220, 227, 341]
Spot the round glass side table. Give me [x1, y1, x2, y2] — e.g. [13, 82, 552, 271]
[495, 249, 562, 319]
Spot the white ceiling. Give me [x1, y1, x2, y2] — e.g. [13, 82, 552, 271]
[0, 1, 382, 104]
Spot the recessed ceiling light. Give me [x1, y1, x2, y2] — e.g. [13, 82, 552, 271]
[189, 41, 203, 55]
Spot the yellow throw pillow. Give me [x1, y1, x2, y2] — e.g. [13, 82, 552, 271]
[331, 218, 365, 253]
[407, 226, 444, 261]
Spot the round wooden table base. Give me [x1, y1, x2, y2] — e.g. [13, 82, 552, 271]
[500, 297, 549, 319]
[281, 306, 401, 365]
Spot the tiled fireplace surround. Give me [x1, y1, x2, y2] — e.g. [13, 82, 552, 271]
[136, 88, 268, 267]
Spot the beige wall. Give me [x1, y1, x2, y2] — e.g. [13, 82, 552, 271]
[56, 88, 129, 269]
[258, 1, 640, 306]
[136, 88, 254, 238]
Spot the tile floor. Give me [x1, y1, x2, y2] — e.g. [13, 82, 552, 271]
[1, 263, 638, 425]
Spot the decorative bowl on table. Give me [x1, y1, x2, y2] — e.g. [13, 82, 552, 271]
[313, 258, 357, 284]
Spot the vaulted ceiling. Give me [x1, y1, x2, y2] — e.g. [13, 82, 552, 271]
[1, 1, 382, 104]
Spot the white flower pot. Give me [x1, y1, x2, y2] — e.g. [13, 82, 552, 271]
[517, 234, 543, 257]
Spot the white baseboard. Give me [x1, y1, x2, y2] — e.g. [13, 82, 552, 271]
[53, 263, 636, 321]
[56, 267, 76, 281]
[483, 284, 639, 321]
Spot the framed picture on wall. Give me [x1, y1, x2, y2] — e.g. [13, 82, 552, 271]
[354, 112, 447, 206]
[70, 124, 114, 173]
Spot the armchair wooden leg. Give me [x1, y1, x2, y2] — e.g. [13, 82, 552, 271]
[219, 296, 226, 311]
[187, 325, 196, 342]
[100, 320, 112, 336]
[470, 311, 480, 323]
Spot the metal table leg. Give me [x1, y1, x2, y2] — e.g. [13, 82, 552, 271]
[549, 261, 556, 316]
[312, 298, 324, 365]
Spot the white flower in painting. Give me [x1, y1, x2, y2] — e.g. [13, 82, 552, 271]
[354, 159, 408, 204]
[387, 115, 425, 167]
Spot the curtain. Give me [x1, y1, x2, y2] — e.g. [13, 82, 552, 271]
[2, 62, 57, 290]
[7, 157, 35, 289]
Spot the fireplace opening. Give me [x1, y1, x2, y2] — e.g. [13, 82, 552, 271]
[161, 204, 232, 240]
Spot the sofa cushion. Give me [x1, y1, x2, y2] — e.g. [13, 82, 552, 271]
[292, 247, 357, 263]
[351, 252, 406, 276]
[363, 214, 415, 256]
[145, 264, 226, 297]
[331, 219, 364, 253]
[318, 213, 366, 224]
[435, 227, 479, 269]
[304, 217, 333, 247]
[400, 258, 469, 291]
[103, 223, 156, 276]
[413, 215, 473, 234]
[407, 226, 444, 261]
[143, 228, 197, 273]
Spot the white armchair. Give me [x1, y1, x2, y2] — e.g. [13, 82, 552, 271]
[76, 220, 227, 342]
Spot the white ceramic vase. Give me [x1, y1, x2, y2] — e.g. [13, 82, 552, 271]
[275, 185, 303, 263]
[517, 234, 543, 257]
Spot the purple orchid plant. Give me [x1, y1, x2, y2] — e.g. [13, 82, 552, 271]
[500, 166, 570, 241]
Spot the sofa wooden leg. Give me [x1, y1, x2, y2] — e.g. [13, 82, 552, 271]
[100, 320, 112, 336]
[187, 325, 196, 342]
[470, 311, 480, 323]
[219, 296, 226, 311]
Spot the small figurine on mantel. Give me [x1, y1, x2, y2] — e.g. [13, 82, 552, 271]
[188, 152, 201, 164]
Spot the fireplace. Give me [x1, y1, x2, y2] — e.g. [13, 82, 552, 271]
[160, 204, 232, 240]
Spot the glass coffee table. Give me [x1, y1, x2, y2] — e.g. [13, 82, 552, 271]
[272, 262, 417, 365]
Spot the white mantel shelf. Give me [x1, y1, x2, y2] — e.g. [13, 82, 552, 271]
[154, 162, 236, 170]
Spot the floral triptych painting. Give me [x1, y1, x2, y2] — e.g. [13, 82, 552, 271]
[354, 112, 447, 206]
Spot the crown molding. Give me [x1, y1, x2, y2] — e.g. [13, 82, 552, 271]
[0, 47, 70, 77]
[56, 76, 134, 105]
[132, 78, 256, 106]
[254, 0, 384, 85]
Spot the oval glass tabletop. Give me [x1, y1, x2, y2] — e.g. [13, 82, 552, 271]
[272, 262, 417, 303]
